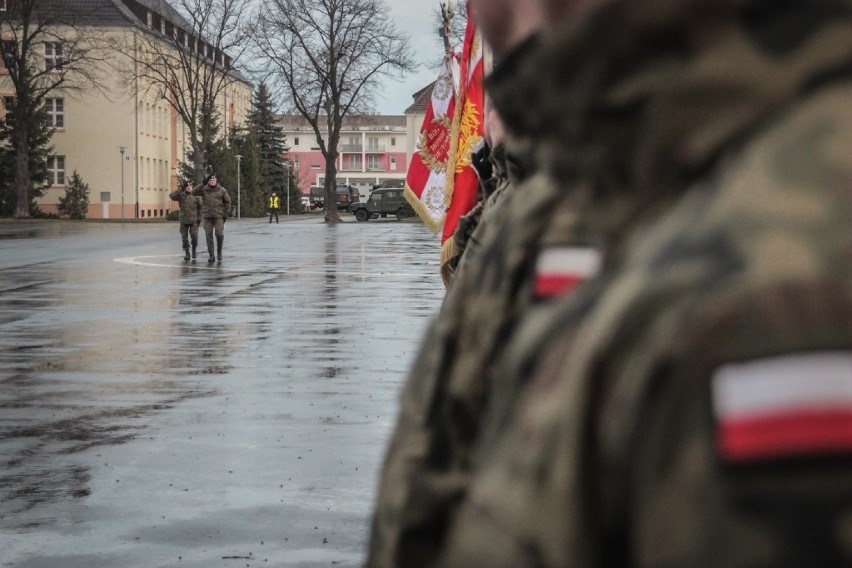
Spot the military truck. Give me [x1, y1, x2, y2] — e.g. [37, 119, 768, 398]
[309, 184, 360, 210]
[350, 186, 415, 222]
[335, 184, 360, 211]
[308, 186, 324, 209]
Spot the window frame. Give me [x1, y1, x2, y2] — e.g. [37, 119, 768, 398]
[44, 42, 63, 71]
[45, 97, 64, 128]
[48, 155, 66, 186]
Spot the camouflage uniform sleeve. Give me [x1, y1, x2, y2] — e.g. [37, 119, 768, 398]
[223, 187, 232, 214]
[169, 190, 179, 201]
[608, 282, 852, 568]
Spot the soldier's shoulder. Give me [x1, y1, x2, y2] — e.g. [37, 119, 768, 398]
[628, 79, 852, 297]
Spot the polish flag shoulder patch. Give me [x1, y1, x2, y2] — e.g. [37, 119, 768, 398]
[533, 246, 601, 299]
[711, 352, 852, 464]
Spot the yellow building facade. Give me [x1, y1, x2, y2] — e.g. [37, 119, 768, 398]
[0, 0, 252, 220]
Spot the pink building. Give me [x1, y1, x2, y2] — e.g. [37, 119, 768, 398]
[278, 114, 412, 199]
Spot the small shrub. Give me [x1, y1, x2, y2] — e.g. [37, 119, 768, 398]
[57, 170, 90, 220]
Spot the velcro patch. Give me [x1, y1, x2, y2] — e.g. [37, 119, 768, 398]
[533, 247, 600, 299]
[712, 353, 852, 464]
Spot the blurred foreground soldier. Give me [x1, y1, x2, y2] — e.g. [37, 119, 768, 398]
[195, 174, 231, 263]
[268, 192, 280, 224]
[439, 1, 852, 566]
[367, 0, 612, 565]
[169, 180, 202, 261]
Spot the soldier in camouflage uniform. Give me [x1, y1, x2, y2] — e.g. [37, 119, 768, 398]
[194, 174, 231, 263]
[367, 1, 607, 565]
[439, 1, 852, 566]
[169, 180, 202, 260]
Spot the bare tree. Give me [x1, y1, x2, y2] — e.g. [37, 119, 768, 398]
[117, 0, 251, 183]
[0, 0, 110, 218]
[253, 0, 416, 223]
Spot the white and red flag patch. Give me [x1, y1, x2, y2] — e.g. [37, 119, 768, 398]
[533, 246, 601, 299]
[711, 352, 852, 464]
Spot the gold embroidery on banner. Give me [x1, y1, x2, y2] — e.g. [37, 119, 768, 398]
[454, 99, 482, 174]
[418, 114, 452, 174]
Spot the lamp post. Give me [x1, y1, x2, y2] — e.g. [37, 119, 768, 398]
[284, 164, 290, 216]
[235, 155, 242, 220]
[119, 146, 125, 222]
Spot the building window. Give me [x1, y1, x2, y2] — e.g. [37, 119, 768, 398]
[347, 155, 361, 170]
[44, 42, 63, 71]
[390, 156, 397, 170]
[45, 97, 63, 127]
[146, 11, 152, 27]
[48, 155, 66, 185]
[294, 136, 299, 146]
[0, 0, 7, 11]
[160, 19, 166, 35]
[368, 136, 379, 151]
[391, 137, 396, 146]
[367, 155, 380, 170]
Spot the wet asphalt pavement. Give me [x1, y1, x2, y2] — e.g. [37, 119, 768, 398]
[0, 215, 445, 567]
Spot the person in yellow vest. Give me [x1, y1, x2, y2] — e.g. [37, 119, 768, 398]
[268, 192, 280, 224]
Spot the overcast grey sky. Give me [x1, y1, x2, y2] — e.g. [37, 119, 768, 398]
[376, 1, 449, 115]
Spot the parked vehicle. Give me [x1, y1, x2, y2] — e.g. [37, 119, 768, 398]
[309, 186, 324, 209]
[350, 187, 415, 222]
[336, 184, 360, 211]
[309, 184, 360, 211]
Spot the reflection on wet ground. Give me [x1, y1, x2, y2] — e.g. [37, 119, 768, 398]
[0, 218, 444, 567]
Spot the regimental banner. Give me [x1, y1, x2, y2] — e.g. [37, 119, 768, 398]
[404, 56, 458, 233]
[440, 6, 485, 282]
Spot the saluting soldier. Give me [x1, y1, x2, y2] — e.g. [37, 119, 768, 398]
[168, 180, 202, 261]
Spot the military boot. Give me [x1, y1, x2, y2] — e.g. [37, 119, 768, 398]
[191, 245, 197, 259]
[216, 242, 223, 262]
[208, 250, 215, 262]
[183, 247, 190, 261]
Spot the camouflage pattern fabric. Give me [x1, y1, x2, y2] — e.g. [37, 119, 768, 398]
[368, 35, 602, 567]
[194, 184, 231, 220]
[438, 2, 852, 566]
[169, 189, 203, 225]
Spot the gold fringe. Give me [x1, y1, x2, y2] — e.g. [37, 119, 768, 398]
[405, 183, 444, 234]
[440, 235, 458, 288]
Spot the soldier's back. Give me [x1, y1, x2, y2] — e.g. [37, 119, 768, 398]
[440, 76, 852, 568]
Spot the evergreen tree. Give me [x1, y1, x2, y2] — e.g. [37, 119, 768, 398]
[247, 83, 294, 213]
[57, 170, 90, 220]
[0, 102, 52, 217]
[230, 127, 264, 217]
